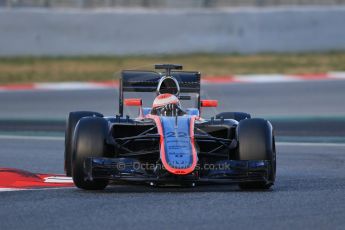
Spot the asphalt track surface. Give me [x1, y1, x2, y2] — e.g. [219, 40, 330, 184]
[1, 80, 345, 230]
[0, 137, 345, 230]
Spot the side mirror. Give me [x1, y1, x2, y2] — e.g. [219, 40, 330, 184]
[201, 99, 218, 107]
[124, 98, 142, 107]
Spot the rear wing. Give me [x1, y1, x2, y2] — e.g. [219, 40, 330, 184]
[119, 70, 201, 116]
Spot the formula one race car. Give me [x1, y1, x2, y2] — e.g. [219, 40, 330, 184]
[64, 64, 276, 190]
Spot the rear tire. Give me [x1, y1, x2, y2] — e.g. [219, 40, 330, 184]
[236, 118, 276, 190]
[216, 112, 251, 122]
[72, 117, 109, 190]
[64, 111, 103, 176]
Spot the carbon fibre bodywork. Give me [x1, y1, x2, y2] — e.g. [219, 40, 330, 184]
[82, 115, 273, 186]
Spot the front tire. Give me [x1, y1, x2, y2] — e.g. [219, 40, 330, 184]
[64, 111, 103, 176]
[72, 117, 109, 190]
[236, 118, 276, 190]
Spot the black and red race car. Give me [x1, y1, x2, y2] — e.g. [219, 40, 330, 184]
[64, 64, 276, 190]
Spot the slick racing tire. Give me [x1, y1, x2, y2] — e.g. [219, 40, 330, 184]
[72, 117, 109, 190]
[236, 118, 276, 190]
[64, 111, 103, 176]
[215, 112, 251, 122]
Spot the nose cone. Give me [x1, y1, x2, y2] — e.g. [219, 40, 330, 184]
[154, 115, 198, 175]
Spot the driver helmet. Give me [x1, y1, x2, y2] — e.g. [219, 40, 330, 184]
[151, 93, 182, 116]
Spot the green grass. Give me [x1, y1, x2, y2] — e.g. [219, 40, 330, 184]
[1, 52, 345, 84]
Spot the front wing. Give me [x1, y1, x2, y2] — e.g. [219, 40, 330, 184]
[84, 157, 272, 186]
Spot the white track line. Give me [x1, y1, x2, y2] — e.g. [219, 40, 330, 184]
[0, 188, 25, 192]
[0, 135, 63, 141]
[43, 176, 73, 183]
[277, 142, 345, 147]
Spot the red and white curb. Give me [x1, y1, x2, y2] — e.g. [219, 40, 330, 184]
[0, 168, 73, 192]
[0, 81, 117, 92]
[1, 72, 345, 92]
[202, 72, 345, 84]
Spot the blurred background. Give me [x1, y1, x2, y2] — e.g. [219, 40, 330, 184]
[0, 0, 345, 122]
[1, 0, 345, 84]
[2, 0, 345, 8]
[0, 0, 345, 116]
